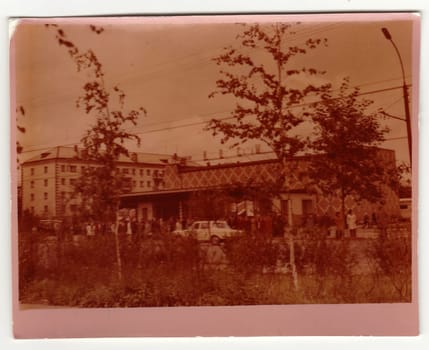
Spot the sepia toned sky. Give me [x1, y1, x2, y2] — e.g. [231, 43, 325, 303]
[12, 14, 416, 165]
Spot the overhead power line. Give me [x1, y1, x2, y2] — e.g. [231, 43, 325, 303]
[19, 83, 410, 154]
[131, 84, 411, 136]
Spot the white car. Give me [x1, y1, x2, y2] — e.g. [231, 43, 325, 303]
[174, 220, 242, 244]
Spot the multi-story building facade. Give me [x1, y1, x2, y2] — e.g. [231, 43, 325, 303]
[20, 146, 179, 218]
[21, 145, 401, 227]
[121, 148, 401, 226]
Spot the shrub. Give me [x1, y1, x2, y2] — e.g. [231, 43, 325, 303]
[367, 235, 412, 301]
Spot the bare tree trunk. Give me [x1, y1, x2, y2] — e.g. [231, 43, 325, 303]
[113, 205, 122, 283]
[289, 235, 299, 290]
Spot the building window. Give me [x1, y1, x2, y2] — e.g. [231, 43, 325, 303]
[30, 193, 35, 201]
[140, 181, 144, 187]
[132, 168, 136, 175]
[44, 205, 48, 213]
[70, 179, 76, 185]
[44, 179, 48, 186]
[61, 191, 66, 199]
[122, 168, 129, 174]
[44, 166, 48, 174]
[147, 181, 151, 188]
[146, 169, 151, 176]
[61, 178, 66, 185]
[30, 181, 34, 189]
[140, 169, 144, 176]
[30, 168, 34, 176]
[81, 166, 85, 173]
[61, 165, 65, 172]
[132, 181, 137, 188]
[154, 169, 159, 177]
[44, 192, 48, 200]
[30, 206, 34, 214]
[70, 165, 77, 172]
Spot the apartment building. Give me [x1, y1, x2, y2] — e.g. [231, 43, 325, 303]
[20, 146, 177, 218]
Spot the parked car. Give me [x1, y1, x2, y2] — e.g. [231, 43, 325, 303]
[37, 219, 62, 235]
[173, 220, 243, 244]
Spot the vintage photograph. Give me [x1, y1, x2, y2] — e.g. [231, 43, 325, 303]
[13, 14, 416, 310]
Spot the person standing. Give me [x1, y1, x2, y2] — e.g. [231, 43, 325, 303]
[145, 219, 152, 238]
[346, 209, 357, 239]
[126, 218, 133, 236]
[86, 221, 95, 239]
[175, 219, 182, 231]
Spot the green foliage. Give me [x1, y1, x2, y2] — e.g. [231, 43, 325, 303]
[309, 78, 393, 210]
[16, 107, 26, 153]
[46, 24, 146, 221]
[19, 229, 411, 307]
[368, 236, 412, 300]
[16, 105, 26, 168]
[224, 236, 286, 275]
[208, 23, 330, 162]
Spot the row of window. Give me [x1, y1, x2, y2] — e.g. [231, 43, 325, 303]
[30, 179, 155, 191]
[30, 192, 75, 201]
[60, 178, 76, 186]
[29, 166, 164, 177]
[117, 168, 163, 177]
[30, 205, 49, 213]
[30, 180, 48, 188]
[59, 178, 153, 189]
[30, 178, 76, 187]
[30, 166, 49, 175]
[30, 192, 49, 201]
[127, 180, 155, 189]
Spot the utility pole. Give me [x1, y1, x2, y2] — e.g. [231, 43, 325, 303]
[381, 27, 412, 165]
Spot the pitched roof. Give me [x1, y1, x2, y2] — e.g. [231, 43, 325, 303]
[22, 146, 187, 166]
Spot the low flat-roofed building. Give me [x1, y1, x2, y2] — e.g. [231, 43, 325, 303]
[120, 148, 401, 227]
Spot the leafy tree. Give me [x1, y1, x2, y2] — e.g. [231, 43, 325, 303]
[308, 78, 393, 221]
[206, 23, 331, 227]
[16, 105, 26, 161]
[207, 23, 330, 178]
[46, 24, 145, 222]
[46, 24, 146, 281]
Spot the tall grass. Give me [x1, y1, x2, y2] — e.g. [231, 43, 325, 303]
[19, 231, 411, 307]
